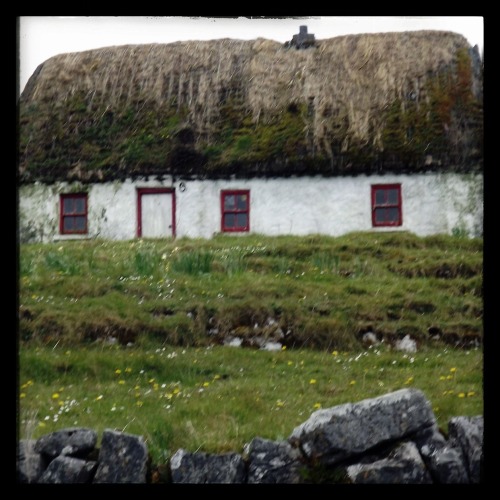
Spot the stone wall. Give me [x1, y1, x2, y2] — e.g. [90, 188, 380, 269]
[17, 388, 483, 484]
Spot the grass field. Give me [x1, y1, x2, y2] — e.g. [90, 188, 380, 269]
[18, 231, 483, 467]
[19, 343, 482, 466]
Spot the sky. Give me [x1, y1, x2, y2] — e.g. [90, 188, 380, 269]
[18, 16, 484, 96]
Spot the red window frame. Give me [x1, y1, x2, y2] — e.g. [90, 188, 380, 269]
[371, 184, 402, 227]
[221, 190, 250, 232]
[60, 193, 88, 234]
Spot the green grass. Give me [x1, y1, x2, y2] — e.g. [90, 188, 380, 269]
[18, 232, 483, 349]
[19, 343, 482, 466]
[18, 232, 483, 469]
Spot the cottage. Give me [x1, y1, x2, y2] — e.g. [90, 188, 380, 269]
[18, 30, 483, 243]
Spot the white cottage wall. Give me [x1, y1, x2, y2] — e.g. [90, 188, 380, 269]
[18, 173, 483, 243]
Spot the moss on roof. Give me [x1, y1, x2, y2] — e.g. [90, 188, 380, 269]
[18, 31, 483, 183]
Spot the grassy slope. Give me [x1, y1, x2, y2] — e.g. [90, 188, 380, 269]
[19, 232, 483, 349]
[18, 232, 483, 467]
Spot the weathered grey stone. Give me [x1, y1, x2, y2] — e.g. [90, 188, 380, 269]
[170, 448, 246, 483]
[425, 446, 469, 483]
[414, 425, 468, 483]
[93, 430, 148, 483]
[289, 388, 436, 465]
[34, 427, 98, 459]
[17, 439, 46, 483]
[244, 437, 303, 484]
[37, 456, 97, 484]
[412, 424, 447, 452]
[448, 416, 483, 483]
[346, 441, 433, 484]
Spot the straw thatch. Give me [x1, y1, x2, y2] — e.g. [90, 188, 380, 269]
[18, 30, 483, 183]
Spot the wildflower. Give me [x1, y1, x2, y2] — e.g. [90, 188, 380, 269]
[332, 351, 338, 357]
[118, 380, 125, 385]
[404, 377, 414, 385]
[439, 376, 446, 381]
[173, 387, 181, 395]
[276, 400, 285, 408]
[450, 367, 457, 373]
[203, 382, 210, 387]
[467, 391, 475, 397]
[287, 361, 293, 366]
[95, 395, 103, 401]
[213, 374, 221, 380]
[115, 369, 122, 375]
[125, 367, 132, 373]
[148, 378, 155, 384]
[313, 403, 322, 410]
[52, 393, 60, 399]
[136, 401, 143, 407]
[20, 393, 26, 398]
[349, 380, 356, 386]
[446, 375, 453, 380]
[433, 407, 440, 413]
[458, 393, 466, 398]
[309, 379, 317, 385]
[38, 422, 46, 428]
[134, 385, 140, 390]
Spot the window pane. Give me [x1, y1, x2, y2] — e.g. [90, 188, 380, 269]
[224, 213, 235, 228]
[387, 208, 399, 223]
[374, 208, 386, 223]
[74, 197, 86, 214]
[236, 213, 248, 228]
[375, 190, 385, 205]
[236, 194, 248, 210]
[63, 217, 74, 232]
[63, 198, 74, 214]
[224, 195, 235, 210]
[74, 216, 86, 231]
[387, 189, 399, 204]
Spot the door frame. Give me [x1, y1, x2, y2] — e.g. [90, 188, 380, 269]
[136, 187, 176, 238]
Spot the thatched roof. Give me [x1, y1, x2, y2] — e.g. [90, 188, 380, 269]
[18, 30, 483, 183]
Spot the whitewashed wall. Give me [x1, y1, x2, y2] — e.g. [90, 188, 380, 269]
[18, 172, 483, 243]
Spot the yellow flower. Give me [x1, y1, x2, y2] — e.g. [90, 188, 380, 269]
[20, 393, 26, 398]
[148, 378, 155, 384]
[287, 361, 293, 366]
[458, 392, 466, 398]
[125, 367, 132, 373]
[450, 367, 457, 373]
[309, 379, 317, 385]
[52, 393, 60, 399]
[332, 351, 338, 357]
[213, 374, 221, 380]
[404, 377, 414, 385]
[446, 375, 453, 380]
[276, 400, 285, 407]
[153, 383, 159, 391]
[134, 385, 140, 390]
[203, 382, 210, 387]
[313, 402, 322, 410]
[38, 422, 46, 428]
[95, 395, 103, 401]
[173, 387, 180, 395]
[439, 376, 446, 381]
[467, 391, 475, 397]
[118, 380, 125, 385]
[433, 406, 440, 413]
[349, 380, 356, 386]
[136, 401, 143, 407]
[115, 369, 122, 375]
